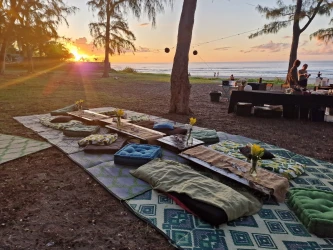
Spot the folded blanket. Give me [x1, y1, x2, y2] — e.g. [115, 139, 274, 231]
[63, 125, 100, 137]
[50, 104, 82, 116]
[182, 146, 289, 202]
[191, 129, 219, 144]
[40, 117, 83, 130]
[78, 134, 118, 147]
[211, 140, 305, 179]
[131, 159, 262, 222]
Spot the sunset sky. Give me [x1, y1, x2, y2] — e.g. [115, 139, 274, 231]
[59, 0, 333, 63]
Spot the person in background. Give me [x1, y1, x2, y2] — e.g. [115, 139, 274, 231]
[286, 59, 301, 89]
[214, 72, 216, 77]
[298, 64, 311, 88]
[317, 71, 322, 80]
[217, 72, 219, 77]
[230, 74, 235, 80]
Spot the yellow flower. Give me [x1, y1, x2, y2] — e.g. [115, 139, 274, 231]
[116, 109, 124, 117]
[79, 99, 84, 103]
[189, 117, 196, 126]
[251, 144, 265, 158]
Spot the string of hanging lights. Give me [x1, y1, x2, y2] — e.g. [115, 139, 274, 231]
[163, 27, 262, 55]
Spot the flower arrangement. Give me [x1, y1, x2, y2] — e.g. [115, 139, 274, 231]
[75, 99, 84, 111]
[186, 117, 196, 145]
[246, 144, 265, 177]
[115, 109, 124, 128]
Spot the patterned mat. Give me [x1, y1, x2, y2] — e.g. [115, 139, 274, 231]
[259, 142, 333, 192]
[13, 109, 333, 250]
[0, 134, 51, 165]
[87, 161, 151, 200]
[126, 190, 333, 250]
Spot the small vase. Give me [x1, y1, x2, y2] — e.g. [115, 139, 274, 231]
[186, 134, 193, 146]
[250, 158, 258, 178]
[116, 117, 121, 129]
[186, 125, 193, 146]
[78, 107, 83, 116]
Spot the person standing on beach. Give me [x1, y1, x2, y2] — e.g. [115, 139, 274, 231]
[298, 64, 311, 88]
[286, 59, 301, 88]
[230, 74, 235, 80]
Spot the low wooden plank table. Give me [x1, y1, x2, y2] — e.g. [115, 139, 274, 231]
[179, 151, 272, 196]
[68, 110, 110, 124]
[101, 118, 165, 143]
[157, 135, 204, 153]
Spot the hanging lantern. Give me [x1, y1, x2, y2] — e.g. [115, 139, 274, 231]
[193, 50, 198, 55]
[165, 47, 170, 53]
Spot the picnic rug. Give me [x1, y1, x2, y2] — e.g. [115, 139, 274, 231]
[0, 133, 51, 165]
[13, 107, 333, 250]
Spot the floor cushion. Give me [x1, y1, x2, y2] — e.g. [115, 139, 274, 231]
[40, 117, 83, 130]
[167, 191, 228, 226]
[211, 140, 305, 179]
[154, 127, 187, 136]
[191, 129, 219, 144]
[84, 136, 127, 154]
[78, 134, 118, 147]
[63, 125, 100, 137]
[287, 188, 333, 238]
[131, 159, 262, 222]
[50, 104, 80, 116]
[50, 116, 74, 123]
[153, 123, 174, 130]
[114, 144, 161, 166]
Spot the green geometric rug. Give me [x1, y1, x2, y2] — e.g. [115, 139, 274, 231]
[0, 134, 51, 165]
[126, 189, 333, 250]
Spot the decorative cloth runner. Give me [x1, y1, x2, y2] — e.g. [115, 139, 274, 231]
[211, 140, 306, 179]
[182, 146, 289, 202]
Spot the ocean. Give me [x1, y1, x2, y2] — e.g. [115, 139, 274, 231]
[111, 61, 333, 80]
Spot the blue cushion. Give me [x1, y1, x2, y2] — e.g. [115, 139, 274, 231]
[153, 123, 174, 130]
[114, 144, 161, 166]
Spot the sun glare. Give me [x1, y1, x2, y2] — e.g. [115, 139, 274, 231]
[65, 43, 89, 61]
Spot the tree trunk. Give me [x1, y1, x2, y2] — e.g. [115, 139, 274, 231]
[288, 0, 302, 73]
[0, 38, 8, 75]
[103, 10, 111, 78]
[169, 0, 197, 114]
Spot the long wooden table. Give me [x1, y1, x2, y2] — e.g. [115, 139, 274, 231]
[179, 152, 272, 196]
[68, 110, 110, 124]
[228, 90, 333, 118]
[101, 118, 165, 142]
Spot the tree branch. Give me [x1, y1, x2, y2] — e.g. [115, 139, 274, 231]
[300, 0, 323, 33]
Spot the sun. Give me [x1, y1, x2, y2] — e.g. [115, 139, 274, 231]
[65, 43, 89, 61]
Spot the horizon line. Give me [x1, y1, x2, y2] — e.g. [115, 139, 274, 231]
[110, 60, 333, 64]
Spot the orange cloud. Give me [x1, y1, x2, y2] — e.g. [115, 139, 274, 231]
[139, 23, 149, 27]
[214, 47, 231, 51]
[299, 40, 333, 55]
[241, 41, 290, 53]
